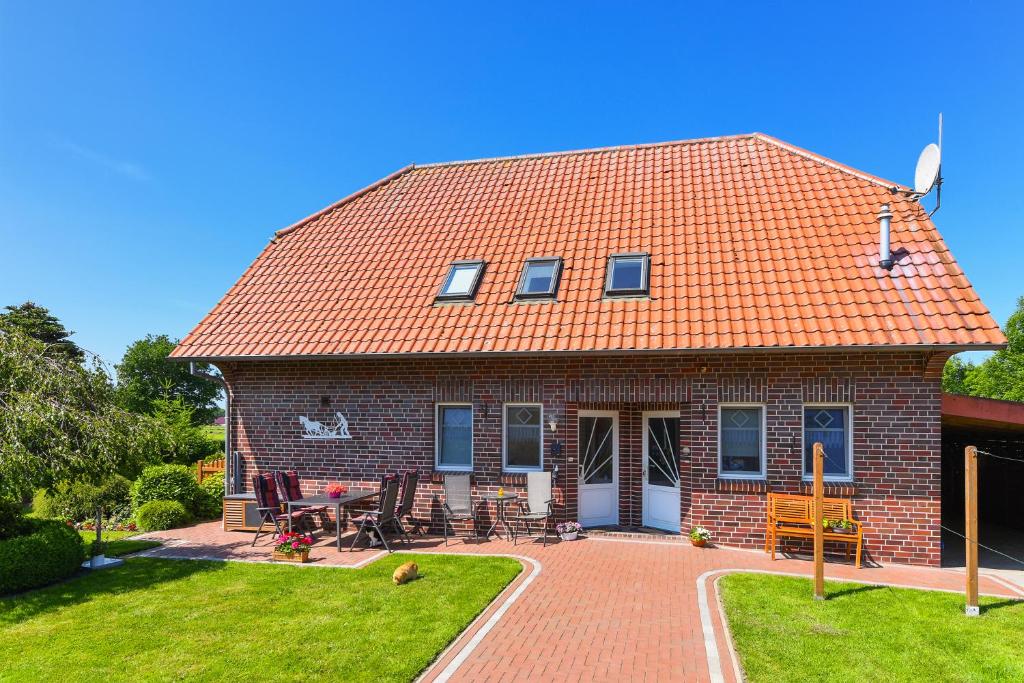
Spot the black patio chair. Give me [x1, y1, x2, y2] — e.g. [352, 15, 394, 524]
[251, 472, 309, 547]
[349, 476, 401, 553]
[276, 470, 331, 533]
[442, 473, 478, 545]
[393, 468, 421, 544]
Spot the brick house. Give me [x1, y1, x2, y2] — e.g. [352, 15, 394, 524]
[171, 133, 1005, 566]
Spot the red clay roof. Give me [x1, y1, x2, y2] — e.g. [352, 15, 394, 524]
[171, 133, 1006, 359]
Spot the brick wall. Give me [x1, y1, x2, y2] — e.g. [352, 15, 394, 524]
[217, 349, 947, 566]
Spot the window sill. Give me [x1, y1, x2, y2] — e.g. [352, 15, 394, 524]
[435, 467, 473, 474]
[800, 481, 858, 497]
[715, 478, 771, 494]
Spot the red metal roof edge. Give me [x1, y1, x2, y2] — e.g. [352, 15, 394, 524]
[942, 392, 1024, 429]
[273, 163, 417, 240]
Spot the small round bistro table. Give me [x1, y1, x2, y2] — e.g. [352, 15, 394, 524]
[481, 492, 519, 541]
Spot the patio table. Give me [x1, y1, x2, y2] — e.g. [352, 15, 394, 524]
[287, 489, 377, 551]
[481, 492, 519, 541]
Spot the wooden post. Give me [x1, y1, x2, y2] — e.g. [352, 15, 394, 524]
[965, 445, 979, 616]
[813, 442, 825, 600]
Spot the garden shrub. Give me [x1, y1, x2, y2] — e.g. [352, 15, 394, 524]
[0, 498, 31, 541]
[131, 464, 201, 513]
[32, 475, 132, 522]
[195, 472, 224, 520]
[0, 518, 85, 595]
[135, 500, 190, 531]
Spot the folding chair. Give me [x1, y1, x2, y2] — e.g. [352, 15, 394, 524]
[442, 474, 478, 545]
[349, 476, 401, 553]
[513, 471, 554, 546]
[251, 472, 308, 547]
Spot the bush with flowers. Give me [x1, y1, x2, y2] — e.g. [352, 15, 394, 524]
[556, 521, 583, 535]
[325, 483, 348, 499]
[274, 531, 314, 556]
[689, 526, 711, 544]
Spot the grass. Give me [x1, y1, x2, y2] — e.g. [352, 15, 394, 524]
[0, 554, 521, 682]
[720, 573, 1024, 682]
[77, 529, 162, 558]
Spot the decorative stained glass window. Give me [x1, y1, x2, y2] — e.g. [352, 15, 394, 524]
[719, 406, 764, 477]
[504, 404, 543, 471]
[803, 406, 851, 479]
[436, 404, 472, 470]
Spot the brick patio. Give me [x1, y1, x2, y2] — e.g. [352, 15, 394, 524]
[139, 522, 1023, 682]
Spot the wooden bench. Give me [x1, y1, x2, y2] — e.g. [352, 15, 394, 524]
[765, 492, 865, 568]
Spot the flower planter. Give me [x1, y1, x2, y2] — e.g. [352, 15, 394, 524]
[691, 539, 707, 548]
[272, 549, 310, 563]
[560, 531, 578, 542]
[829, 526, 854, 535]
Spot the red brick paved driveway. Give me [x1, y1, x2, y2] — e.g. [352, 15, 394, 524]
[140, 523, 1022, 682]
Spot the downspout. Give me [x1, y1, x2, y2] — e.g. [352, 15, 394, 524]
[189, 362, 233, 495]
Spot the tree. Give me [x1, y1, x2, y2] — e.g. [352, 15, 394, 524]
[150, 397, 220, 465]
[0, 301, 84, 363]
[942, 296, 1024, 402]
[115, 334, 222, 425]
[0, 321, 164, 500]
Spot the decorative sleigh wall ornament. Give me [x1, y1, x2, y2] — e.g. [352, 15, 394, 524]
[299, 412, 352, 440]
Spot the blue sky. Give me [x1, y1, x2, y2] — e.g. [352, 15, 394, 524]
[2, 2, 1022, 367]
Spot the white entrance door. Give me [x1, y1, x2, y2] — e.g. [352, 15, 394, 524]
[578, 411, 618, 527]
[642, 411, 681, 532]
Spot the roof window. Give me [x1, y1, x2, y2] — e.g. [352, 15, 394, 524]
[604, 253, 650, 297]
[515, 257, 562, 300]
[437, 260, 485, 301]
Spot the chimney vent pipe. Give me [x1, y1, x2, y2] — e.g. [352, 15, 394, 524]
[878, 204, 894, 270]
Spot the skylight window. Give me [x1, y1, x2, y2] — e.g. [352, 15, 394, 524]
[516, 257, 562, 300]
[437, 260, 485, 301]
[604, 253, 650, 297]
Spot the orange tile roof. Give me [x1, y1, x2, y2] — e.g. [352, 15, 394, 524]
[171, 133, 1006, 359]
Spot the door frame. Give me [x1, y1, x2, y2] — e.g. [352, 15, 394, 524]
[577, 410, 619, 527]
[641, 410, 682, 532]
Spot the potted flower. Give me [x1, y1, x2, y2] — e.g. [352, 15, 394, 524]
[325, 483, 348, 499]
[825, 518, 854, 534]
[556, 521, 583, 541]
[272, 532, 315, 563]
[689, 526, 711, 547]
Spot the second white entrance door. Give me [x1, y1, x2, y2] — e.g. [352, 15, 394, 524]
[642, 411, 681, 532]
[578, 411, 619, 527]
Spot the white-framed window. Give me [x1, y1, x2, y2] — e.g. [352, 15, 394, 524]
[503, 403, 544, 472]
[802, 404, 853, 481]
[718, 404, 766, 479]
[435, 403, 473, 471]
[436, 260, 485, 301]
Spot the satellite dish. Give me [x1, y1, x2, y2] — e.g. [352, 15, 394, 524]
[914, 142, 941, 195]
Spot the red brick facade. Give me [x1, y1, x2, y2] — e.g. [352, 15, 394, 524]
[218, 350, 948, 566]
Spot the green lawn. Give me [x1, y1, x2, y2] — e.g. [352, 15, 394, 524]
[0, 554, 521, 682]
[720, 573, 1024, 682]
[77, 529, 162, 557]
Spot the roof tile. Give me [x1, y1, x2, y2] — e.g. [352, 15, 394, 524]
[171, 133, 1006, 359]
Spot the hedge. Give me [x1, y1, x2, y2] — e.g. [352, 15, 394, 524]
[195, 472, 224, 520]
[0, 518, 85, 595]
[33, 475, 133, 522]
[131, 464, 202, 513]
[135, 500, 190, 531]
